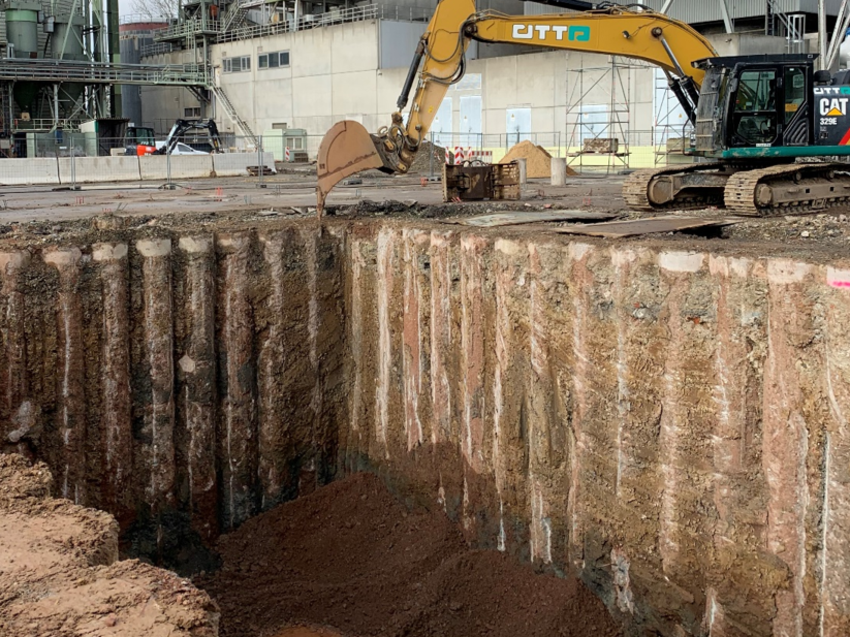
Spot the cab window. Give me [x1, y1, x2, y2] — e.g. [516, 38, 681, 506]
[784, 67, 805, 122]
[732, 69, 777, 146]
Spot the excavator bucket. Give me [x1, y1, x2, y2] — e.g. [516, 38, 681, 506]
[316, 120, 385, 214]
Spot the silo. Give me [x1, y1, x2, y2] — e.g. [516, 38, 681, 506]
[51, 12, 86, 110]
[5, 0, 42, 113]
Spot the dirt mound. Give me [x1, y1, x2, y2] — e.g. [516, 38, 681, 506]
[499, 140, 575, 179]
[0, 454, 220, 637]
[407, 140, 446, 175]
[197, 472, 621, 637]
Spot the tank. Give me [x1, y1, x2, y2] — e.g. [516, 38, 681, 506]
[5, 1, 42, 113]
[51, 13, 87, 109]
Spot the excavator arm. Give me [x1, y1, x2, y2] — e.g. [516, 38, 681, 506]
[157, 118, 223, 155]
[316, 1, 717, 211]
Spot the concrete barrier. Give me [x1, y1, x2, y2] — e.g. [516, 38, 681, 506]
[139, 155, 215, 181]
[0, 158, 60, 186]
[59, 156, 141, 185]
[212, 152, 276, 177]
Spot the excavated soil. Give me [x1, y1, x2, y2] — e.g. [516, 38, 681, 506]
[197, 473, 621, 637]
[0, 454, 220, 637]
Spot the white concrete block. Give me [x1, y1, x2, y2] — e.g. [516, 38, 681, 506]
[139, 155, 214, 181]
[212, 152, 275, 177]
[0, 158, 60, 186]
[59, 156, 141, 185]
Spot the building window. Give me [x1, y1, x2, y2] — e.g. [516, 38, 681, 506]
[184, 107, 201, 118]
[223, 56, 251, 73]
[258, 51, 290, 70]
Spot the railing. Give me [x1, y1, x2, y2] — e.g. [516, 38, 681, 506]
[765, 0, 805, 54]
[221, 0, 249, 32]
[375, 4, 433, 22]
[140, 42, 176, 57]
[216, 4, 380, 43]
[120, 13, 173, 25]
[147, 3, 433, 47]
[212, 85, 258, 145]
[12, 119, 79, 132]
[154, 19, 223, 41]
[0, 58, 208, 85]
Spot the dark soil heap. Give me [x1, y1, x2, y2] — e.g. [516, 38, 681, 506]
[197, 473, 622, 637]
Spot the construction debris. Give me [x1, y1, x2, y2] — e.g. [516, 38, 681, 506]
[443, 162, 520, 201]
[499, 140, 576, 179]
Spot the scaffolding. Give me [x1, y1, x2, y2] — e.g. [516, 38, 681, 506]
[652, 68, 694, 167]
[565, 57, 634, 175]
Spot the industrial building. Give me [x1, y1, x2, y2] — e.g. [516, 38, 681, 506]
[125, 0, 850, 166]
[0, 0, 848, 161]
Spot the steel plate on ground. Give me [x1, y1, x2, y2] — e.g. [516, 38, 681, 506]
[551, 215, 744, 238]
[456, 210, 618, 227]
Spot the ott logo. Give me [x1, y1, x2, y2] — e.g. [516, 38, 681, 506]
[511, 24, 591, 42]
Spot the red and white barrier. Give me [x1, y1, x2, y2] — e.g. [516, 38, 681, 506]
[284, 146, 291, 162]
[452, 147, 474, 164]
[445, 147, 482, 165]
[466, 150, 493, 163]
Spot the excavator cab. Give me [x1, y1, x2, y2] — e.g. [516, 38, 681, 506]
[694, 54, 815, 157]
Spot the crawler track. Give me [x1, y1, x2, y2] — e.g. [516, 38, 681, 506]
[622, 163, 725, 211]
[724, 162, 850, 216]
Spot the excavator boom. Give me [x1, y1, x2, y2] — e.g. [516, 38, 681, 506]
[315, 0, 717, 212]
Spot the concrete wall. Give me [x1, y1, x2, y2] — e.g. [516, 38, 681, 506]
[706, 32, 790, 57]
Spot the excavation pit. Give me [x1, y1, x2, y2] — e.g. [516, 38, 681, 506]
[2, 204, 850, 636]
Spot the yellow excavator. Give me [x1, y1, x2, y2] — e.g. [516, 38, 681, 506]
[316, 0, 850, 216]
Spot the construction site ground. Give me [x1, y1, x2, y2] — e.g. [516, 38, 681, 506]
[3, 168, 850, 637]
[2, 171, 850, 253]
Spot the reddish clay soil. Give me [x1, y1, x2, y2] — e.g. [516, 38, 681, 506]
[197, 473, 621, 637]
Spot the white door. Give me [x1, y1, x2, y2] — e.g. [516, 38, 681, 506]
[506, 107, 531, 145]
[459, 95, 482, 148]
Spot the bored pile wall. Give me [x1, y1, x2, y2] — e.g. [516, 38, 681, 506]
[0, 222, 346, 548]
[1, 217, 849, 636]
[339, 222, 850, 637]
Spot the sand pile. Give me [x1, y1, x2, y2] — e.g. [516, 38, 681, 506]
[499, 140, 576, 178]
[197, 472, 622, 637]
